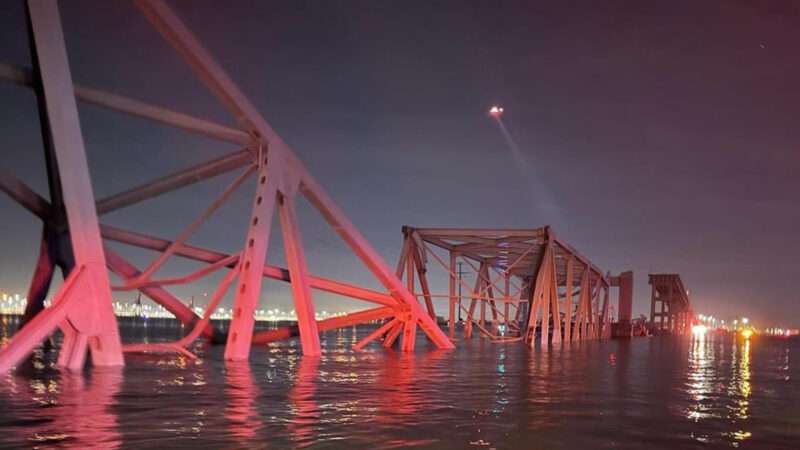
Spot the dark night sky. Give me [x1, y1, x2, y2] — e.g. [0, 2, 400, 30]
[0, 1, 798, 326]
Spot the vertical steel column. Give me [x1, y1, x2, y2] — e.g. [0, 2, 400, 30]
[411, 244, 435, 320]
[395, 233, 410, 278]
[666, 283, 673, 332]
[503, 273, 510, 331]
[278, 190, 321, 356]
[586, 275, 597, 339]
[20, 0, 71, 329]
[617, 271, 633, 324]
[541, 244, 553, 344]
[564, 257, 574, 342]
[527, 240, 555, 346]
[592, 277, 602, 338]
[612, 271, 633, 338]
[600, 285, 610, 338]
[402, 245, 416, 347]
[27, 0, 123, 368]
[448, 251, 456, 338]
[649, 279, 657, 330]
[485, 283, 496, 334]
[225, 156, 277, 360]
[576, 270, 589, 340]
[518, 277, 529, 330]
[479, 290, 486, 334]
[400, 310, 418, 351]
[549, 256, 561, 344]
[465, 263, 484, 339]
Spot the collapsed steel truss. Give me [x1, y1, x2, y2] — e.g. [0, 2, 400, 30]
[0, 0, 453, 373]
[397, 226, 618, 346]
[648, 274, 693, 335]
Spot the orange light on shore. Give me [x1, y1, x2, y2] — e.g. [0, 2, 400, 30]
[740, 329, 753, 339]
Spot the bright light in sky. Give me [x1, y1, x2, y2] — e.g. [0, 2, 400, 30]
[489, 105, 504, 117]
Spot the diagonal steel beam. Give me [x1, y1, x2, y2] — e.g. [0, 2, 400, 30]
[135, 0, 452, 350]
[104, 246, 218, 341]
[0, 169, 51, 219]
[2, 147, 252, 220]
[252, 306, 394, 345]
[0, 62, 251, 145]
[96, 148, 253, 214]
[126, 165, 254, 286]
[99, 224, 397, 307]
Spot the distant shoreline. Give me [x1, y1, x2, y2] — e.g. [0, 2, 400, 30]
[0, 313, 299, 325]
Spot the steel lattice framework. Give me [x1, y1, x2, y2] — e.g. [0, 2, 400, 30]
[397, 226, 621, 346]
[648, 273, 693, 335]
[0, 0, 453, 373]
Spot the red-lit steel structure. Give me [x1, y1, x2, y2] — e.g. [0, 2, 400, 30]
[648, 273, 693, 335]
[397, 226, 630, 345]
[0, 0, 453, 373]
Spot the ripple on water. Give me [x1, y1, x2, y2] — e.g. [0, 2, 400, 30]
[0, 323, 799, 449]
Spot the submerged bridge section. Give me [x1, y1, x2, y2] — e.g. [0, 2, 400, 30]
[609, 271, 634, 338]
[0, 2, 668, 376]
[648, 274, 693, 335]
[397, 226, 631, 346]
[0, 0, 453, 373]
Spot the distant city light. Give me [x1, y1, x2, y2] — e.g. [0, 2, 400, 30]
[0, 292, 347, 322]
[742, 317, 749, 324]
[740, 328, 753, 339]
[691, 324, 708, 336]
[765, 327, 799, 337]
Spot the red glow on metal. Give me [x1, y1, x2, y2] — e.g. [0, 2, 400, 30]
[0, 0, 454, 374]
[394, 226, 620, 347]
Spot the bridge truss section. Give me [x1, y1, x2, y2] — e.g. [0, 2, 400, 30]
[648, 273, 693, 335]
[0, 0, 453, 373]
[397, 226, 613, 347]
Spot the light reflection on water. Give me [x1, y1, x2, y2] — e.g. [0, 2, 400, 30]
[0, 319, 798, 449]
[685, 333, 757, 446]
